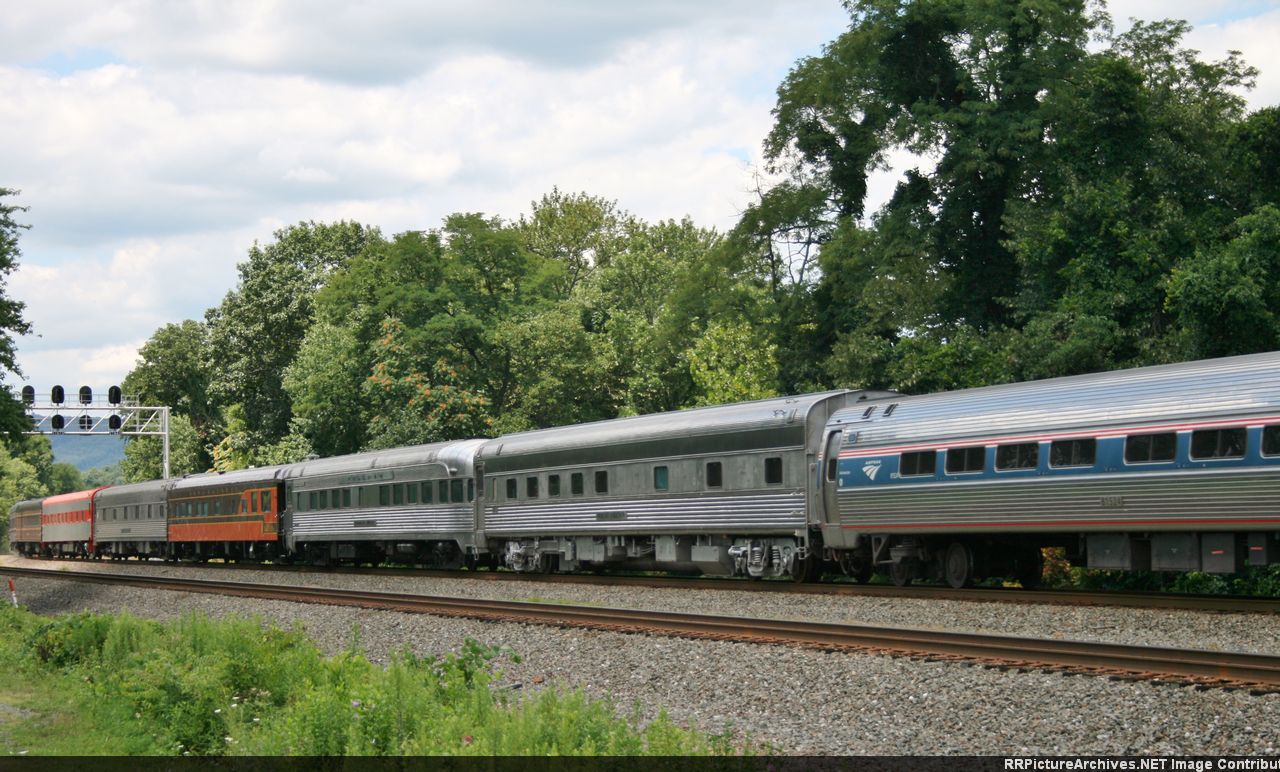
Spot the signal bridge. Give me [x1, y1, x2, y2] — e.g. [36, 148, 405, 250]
[21, 384, 172, 479]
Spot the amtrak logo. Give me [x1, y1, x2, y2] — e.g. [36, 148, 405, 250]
[862, 460, 881, 480]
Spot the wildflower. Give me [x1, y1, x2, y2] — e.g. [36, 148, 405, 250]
[462, 735, 473, 746]
[351, 699, 361, 708]
[252, 718, 261, 724]
[214, 708, 222, 714]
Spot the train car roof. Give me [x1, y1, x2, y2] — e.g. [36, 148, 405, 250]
[42, 486, 110, 506]
[477, 391, 880, 472]
[283, 439, 486, 480]
[830, 351, 1280, 448]
[169, 465, 287, 492]
[8, 497, 43, 515]
[95, 478, 171, 505]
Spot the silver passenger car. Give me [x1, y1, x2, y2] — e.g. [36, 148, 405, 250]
[477, 391, 886, 578]
[283, 440, 485, 566]
[821, 351, 1280, 586]
[95, 479, 170, 558]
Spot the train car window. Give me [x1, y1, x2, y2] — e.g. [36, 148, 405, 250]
[1050, 438, 1097, 468]
[422, 482, 433, 504]
[945, 446, 986, 474]
[296, 493, 306, 512]
[240, 498, 249, 514]
[392, 485, 404, 506]
[318, 490, 329, 509]
[451, 479, 464, 502]
[653, 466, 669, 491]
[861, 406, 876, 419]
[823, 431, 842, 482]
[706, 462, 723, 488]
[595, 470, 609, 494]
[327, 489, 338, 508]
[1124, 432, 1176, 463]
[467, 479, 475, 502]
[439, 480, 450, 503]
[548, 474, 561, 497]
[1190, 427, 1246, 459]
[506, 478, 517, 500]
[200, 501, 210, 516]
[571, 473, 584, 496]
[764, 457, 783, 484]
[526, 476, 539, 498]
[406, 484, 418, 504]
[884, 403, 898, 417]
[342, 489, 352, 508]
[262, 491, 272, 512]
[996, 443, 1039, 471]
[251, 491, 259, 512]
[899, 450, 937, 477]
[378, 486, 390, 506]
[1264, 425, 1280, 456]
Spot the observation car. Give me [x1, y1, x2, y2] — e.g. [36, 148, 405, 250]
[283, 439, 485, 566]
[8, 498, 42, 557]
[167, 466, 286, 561]
[476, 390, 888, 578]
[94, 479, 170, 559]
[820, 351, 1280, 587]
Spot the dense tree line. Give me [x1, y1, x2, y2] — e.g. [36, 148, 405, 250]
[3, 1, 1279, 487]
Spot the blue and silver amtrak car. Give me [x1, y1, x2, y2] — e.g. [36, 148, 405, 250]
[818, 351, 1280, 587]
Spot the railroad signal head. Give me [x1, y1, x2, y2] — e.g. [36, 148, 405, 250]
[20, 386, 34, 405]
[79, 386, 92, 405]
[78, 415, 93, 431]
[51, 414, 64, 430]
[51, 385, 64, 404]
[108, 386, 122, 405]
[108, 414, 122, 431]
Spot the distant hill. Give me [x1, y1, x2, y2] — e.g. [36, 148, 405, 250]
[49, 434, 126, 472]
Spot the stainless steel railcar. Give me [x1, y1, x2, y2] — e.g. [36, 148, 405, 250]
[283, 440, 485, 566]
[476, 390, 888, 578]
[94, 479, 170, 559]
[820, 352, 1280, 587]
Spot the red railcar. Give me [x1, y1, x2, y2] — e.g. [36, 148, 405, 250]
[166, 467, 286, 560]
[41, 487, 109, 557]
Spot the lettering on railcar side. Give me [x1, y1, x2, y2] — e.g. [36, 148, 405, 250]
[1100, 496, 1125, 509]
[353, 519, 377, 528]
[596, 512, 627, 522]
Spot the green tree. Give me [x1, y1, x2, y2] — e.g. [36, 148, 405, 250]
[519, 189, 627, 296]
[283, 321, 368, 457]
[122, 320, 219, 469]
[205, 221, 380, 448]
[688, 319, 780, 406]
[362, 318, 493, 449]
[0, 189, 33, 440]
[121, 413, 203, 482]
[49, 462, 84, 494]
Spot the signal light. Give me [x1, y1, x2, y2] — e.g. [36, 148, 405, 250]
[51, 414, 65, 430]
[108, 414, 121, 431]
[51, 385, 64, 404]
[79, 415, 93, 431]
[21, 386, 34, 405]
[108, 386, 121, 405]
[79, 386, 92, 405]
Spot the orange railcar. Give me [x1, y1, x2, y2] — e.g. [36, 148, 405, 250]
[166, 466, 286, 561]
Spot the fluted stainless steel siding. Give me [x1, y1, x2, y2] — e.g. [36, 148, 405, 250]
[838, 467, 1280, 532]
[483, 490, 806, 536]
[96, 519, 167, 542]
[291, 505, 473, 540]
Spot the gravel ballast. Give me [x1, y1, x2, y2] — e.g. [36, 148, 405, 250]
[4, 558, 1279, 755]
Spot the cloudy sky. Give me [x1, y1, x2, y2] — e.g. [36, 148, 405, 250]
[3, 1, 1278, 398]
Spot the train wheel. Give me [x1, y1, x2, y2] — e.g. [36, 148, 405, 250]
[790, 553, 820, 583]
[889, 560, 914, 587]
[943, 542, 974, 589]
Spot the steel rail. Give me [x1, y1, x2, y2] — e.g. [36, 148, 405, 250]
[7, 565, 1280, 692]
[30, 556, 1280, 615]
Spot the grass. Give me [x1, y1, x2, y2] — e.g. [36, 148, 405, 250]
[0, 604, 747, 757]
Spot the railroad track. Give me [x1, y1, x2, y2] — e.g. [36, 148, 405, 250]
[8, 565, 1280, 693]
[16, 555, 1280, 615]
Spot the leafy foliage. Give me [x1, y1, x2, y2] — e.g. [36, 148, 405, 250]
[0, 189, 33, 441]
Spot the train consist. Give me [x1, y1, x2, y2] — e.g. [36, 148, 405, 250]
[11, 352, 1280, 588]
